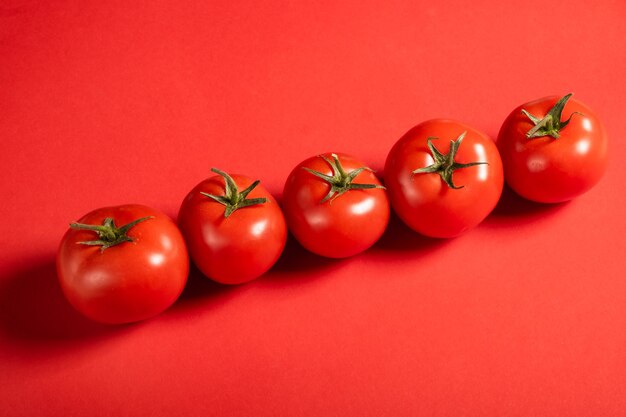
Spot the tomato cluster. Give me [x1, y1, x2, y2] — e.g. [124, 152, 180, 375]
[57, 94, 608, 323]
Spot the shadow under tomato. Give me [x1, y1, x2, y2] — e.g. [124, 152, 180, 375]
[483, 185, 570, 228]
[0, 259, 123, 345]
[259, 234, 344, 287]
[166, 262, 242, 315]
[177, 263, 234, 300]
[369, 211, 450, 255]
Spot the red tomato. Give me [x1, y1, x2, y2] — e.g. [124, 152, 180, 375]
[178, 169, 287, 284]
[497, 94, 608, 203]
[282, 153, 390, 258]
[384, 119, 503, 238]
[57, 204, 189, 324]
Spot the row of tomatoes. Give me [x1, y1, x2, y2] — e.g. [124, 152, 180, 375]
[57, 94, 608, 324]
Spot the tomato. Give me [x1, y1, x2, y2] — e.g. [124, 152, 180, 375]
[282, 153, 390, 258]
[497, 93, 608, 203]
[384, 119, 503, 238]
[57, 204, 189, 324]
[178, 169, 287, 284]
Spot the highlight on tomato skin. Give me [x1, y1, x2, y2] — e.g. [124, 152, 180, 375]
[56, 204, 190, 325]
[282, 152, 390, 259]
[496, 94, 608, 204]
[177, 169, 287, 285]
[384, 119, 504, 238]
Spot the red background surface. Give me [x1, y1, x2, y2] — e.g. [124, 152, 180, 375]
[1, 1, 626, 416]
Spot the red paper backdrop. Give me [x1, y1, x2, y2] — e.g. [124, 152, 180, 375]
[1, 1, 626, 416]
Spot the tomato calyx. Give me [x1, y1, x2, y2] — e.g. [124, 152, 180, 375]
[200, 168, 267, 218]
[522, 93, 584, 139]
[70, 216, 154, 251]
[303, 153, 384, 204]
[412, 131, 487, 189]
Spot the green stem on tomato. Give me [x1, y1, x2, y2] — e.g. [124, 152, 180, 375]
[412, 131, 487, 189]
[303, 154, 384, 204]
[522, 93, 583, 139]
[70, 216, 153, 251]
[200, 168, 267, 218]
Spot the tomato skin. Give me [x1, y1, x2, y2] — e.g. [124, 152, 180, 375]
[497, 96, 608, 203]
[178, 174, 287, 284]
[56, 204, 189, 324]
[282, 153, 390, 258]
[384, 119, 503, 238]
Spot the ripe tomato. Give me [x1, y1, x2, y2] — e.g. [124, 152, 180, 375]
[178, 169, 287, 284]
[497, 94, 608, 203]
[384, 119, 503, 238]
[57, 204, 189, 324]
[282, 153, 390, 258]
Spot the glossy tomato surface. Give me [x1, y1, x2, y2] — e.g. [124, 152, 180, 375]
[178, 174, 287, 284]
[56, 204, 189, 324]
[497, 95, 608, 203]
[282, 153, 390, 258]
[384, 119, 503, 238]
